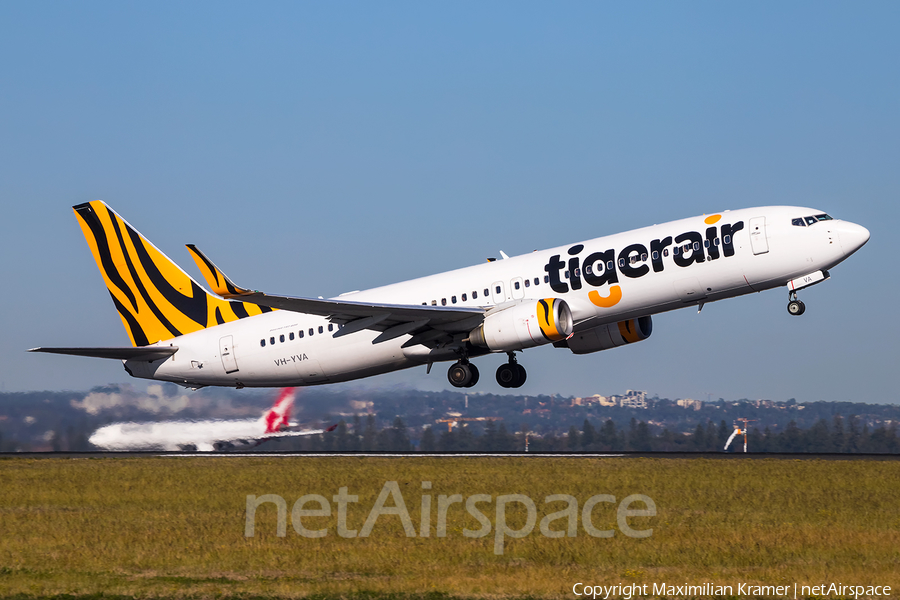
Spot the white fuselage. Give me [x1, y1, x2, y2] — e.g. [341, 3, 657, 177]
[125, 206, 868, 388]
[89, 418, 270, 451]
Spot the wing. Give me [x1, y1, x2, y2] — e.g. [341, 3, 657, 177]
[185, 245, 485, 347]
[28, 346, 178, 361]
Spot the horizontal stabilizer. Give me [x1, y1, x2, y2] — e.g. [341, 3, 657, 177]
[29, 346, 178, 361]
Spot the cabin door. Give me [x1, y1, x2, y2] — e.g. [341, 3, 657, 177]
[219, 335, 239, 374]
[749, 216, 769, 255]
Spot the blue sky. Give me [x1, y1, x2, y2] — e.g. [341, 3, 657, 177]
[1, 2, 898, 403]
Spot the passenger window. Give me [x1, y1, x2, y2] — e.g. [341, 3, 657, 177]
[534, 277, 539, 285]
[441, 298, 447, 306]
[574, 268, 581, 277]
[260, 339, 266, 347]
[328, 324, 334, 332]
[280, 334, 285, 343]
[472, 291, 478, 299]
[289, 332, 295, 341]
[495, 285, 501, 294]
[524, 279, 530, 288]
[704, 240, 710, 248]
[309, 328, 314, 336]
[715, 238, 720, 246]
[299, 330, 304, 338]
[618, 258, 625, 268]
[318, 325, 324, 334]
[270, 337, 276, 345]
[691, 242, 699, 251]
[792, 218, 806, 227]
[543, 276, 549, 284]
[452, 296, 457, 303]
[564, 271, 569, 279]
[630, 256, 638, 265]
[641, 253, 647, 261]
[652, 251, 659, 260]
[607, 261, 614, 271]
[485, 288, 490, 296]
[663, 249, 669, 257]
[585, 264, 592, 275]
[432, 300, 437, 306]
[724, 235, 731, 244]
[462, 293, 467, 301]
[514, 281, 520, 290]
[674, 246, 680, 256]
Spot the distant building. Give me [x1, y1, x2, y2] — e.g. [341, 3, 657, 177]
[676, 398, 703, 411]
[620, 390, 648, 409]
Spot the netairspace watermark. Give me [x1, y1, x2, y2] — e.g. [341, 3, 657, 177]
[244, 480, 656, 555]
[573, 582, 893, 599]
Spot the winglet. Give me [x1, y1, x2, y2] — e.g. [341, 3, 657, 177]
[185, 244, 254, 298]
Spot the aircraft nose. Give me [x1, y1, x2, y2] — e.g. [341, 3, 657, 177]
[837, 222, 870, 257]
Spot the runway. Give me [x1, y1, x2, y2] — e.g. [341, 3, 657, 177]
[2, 451, 898, 460]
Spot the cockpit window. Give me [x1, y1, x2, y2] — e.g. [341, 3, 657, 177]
[796, 213, 834, 227]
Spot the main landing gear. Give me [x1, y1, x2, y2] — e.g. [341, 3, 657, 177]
[448, 360, 479, 388]
[496, 353, 527, 389]
[447, 353, 528, 389]
[787, 290, 806, 316]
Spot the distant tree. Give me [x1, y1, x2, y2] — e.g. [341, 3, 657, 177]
[389, 416, 411, 451]
[567, 426, 580, 450]
[807, 419, 831, 453]
[705, 420, 717, 451]
[456, 425, 476, 451]
[333, 420, 350, 451]
[420, 426, 436, 452]
[363, 414, 377, 451]
[717, 420, 730, 449]
[479, 420, 498, 451]
[496, 422, 514, 451]
[581, 419, 596, 450]
[631, 421, 652, 451]
[831, 415, 845, 452]
[598, 419, 619, 450]
[845, 416, 861, 453]
[784, 420, 802, 452]
[437, 429, 457, 452]
[692, 423, 707, 451]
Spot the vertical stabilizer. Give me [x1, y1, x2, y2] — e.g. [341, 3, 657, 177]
[262, 388, 297, 433]
[73, 201, 272, 346]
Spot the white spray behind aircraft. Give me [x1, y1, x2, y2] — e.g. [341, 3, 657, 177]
[88, 387, 334, 451]
[33, 202, 869, 390]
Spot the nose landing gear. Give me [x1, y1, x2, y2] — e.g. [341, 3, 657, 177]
[448, 360, 480, 388]
[787, 290, 806, 316]
[496, 353, 527, 388]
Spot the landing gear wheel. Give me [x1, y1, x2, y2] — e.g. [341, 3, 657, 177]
[515, 364, 527, 387]
[448, 362, 474, 388]
[464, 363, 480, 388]
[787, 300, 806, 316]
[496, 362, 527, 388]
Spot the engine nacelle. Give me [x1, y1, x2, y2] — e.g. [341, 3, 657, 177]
[469, 298, 574, 352]
[561, 316, 653, 355]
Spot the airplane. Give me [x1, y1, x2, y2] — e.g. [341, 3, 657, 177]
[88, 387, 336, 451]
[32, 201, 868, 390]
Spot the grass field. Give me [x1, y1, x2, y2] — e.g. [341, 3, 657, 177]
[0, 456, 898, 598]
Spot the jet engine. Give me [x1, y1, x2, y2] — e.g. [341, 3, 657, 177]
[469, 298, 574, 352]
[559, 316, 653, 355]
